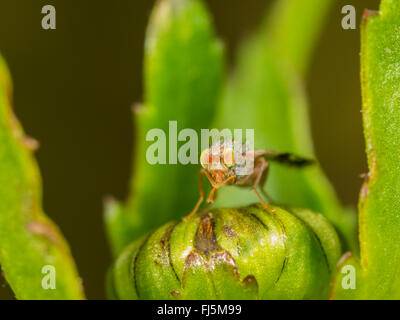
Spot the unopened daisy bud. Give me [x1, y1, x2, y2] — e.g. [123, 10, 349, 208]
[109, 204, 341, 300]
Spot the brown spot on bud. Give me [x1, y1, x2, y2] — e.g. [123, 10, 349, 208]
[195, 213, 222, 258]
[170, 290, 180, 297]
[243, 275, 257, 285]
[222, 225, 237, 238]
[209, 251, 237, 271]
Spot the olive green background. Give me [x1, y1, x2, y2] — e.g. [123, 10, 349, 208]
[0, 0, 379, 299]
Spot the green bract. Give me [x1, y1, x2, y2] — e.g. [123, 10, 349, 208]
[331, 0, 400, 300]
[0, 55, 84, 299]
[109, 204, 341, 300]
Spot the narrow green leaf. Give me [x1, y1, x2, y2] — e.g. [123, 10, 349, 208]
[105, 0, 224, 255]
[214, 0, 356, 251]
[332, 0, 400, 299]
[0, 55, 84, 299]
[267, 0, 333, 75]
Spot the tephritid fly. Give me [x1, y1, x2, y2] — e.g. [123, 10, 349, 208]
[186, 139, 314, 218]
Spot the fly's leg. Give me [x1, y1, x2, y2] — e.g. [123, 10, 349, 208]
[207, 188, 217, 204]
[252, 158, 275, 212]
[258, 159, 274, 203]
[260, 188, 274, 203]
[206, 175, 236, 203]
[184, 169, 216, 220]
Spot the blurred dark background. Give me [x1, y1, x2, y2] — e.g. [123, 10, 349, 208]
[0, 0, 379, 299]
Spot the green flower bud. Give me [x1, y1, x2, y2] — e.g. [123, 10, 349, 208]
[109, 204, 341, 300]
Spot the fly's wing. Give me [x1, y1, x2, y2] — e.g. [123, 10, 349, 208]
[254, 150, 314, 167]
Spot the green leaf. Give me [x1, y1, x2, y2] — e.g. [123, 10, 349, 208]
[331, 0, 400, 299]
[105, 0, 224, 256]
[267, 0, 333, 75]
[213, 0, 356, 252]
[0, 55, 85, 299]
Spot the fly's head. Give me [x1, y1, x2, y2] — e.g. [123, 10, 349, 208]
[200, 140, 248, 183]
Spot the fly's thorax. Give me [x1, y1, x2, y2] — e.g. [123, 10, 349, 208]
[211, 169, 236, 184]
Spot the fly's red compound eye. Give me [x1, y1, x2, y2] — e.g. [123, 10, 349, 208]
[200, 149, 210, 168]
[223, 148, 235, 167]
